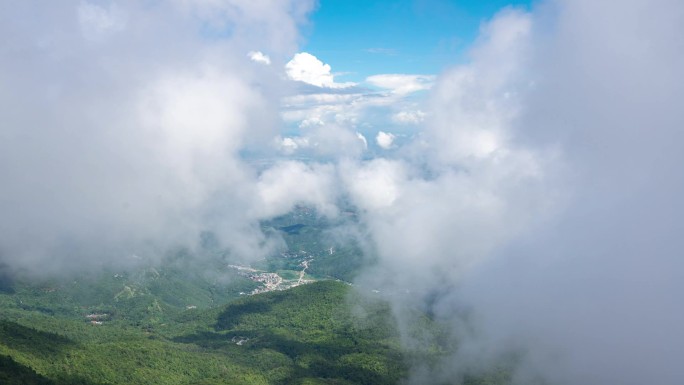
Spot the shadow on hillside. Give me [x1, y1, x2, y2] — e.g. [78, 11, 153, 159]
[0, 321, 75, 357]
[174, 328, 401, 385]
[173, 331, 405, 385]
[173, 281, 405, 383]
[214, 290, 295, 330]
[172, 330, 260, 350]
[0, 354, 53, 385]
[0, 354, 107, 385]
[215, 300, 272, 330]
[0, 263, 15, 294]
[277, 223, 307, 235]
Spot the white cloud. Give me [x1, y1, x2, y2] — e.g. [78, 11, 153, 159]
[285, 52, 355, 88]
[256, 161, 338, 218]
[366, 74, 435, 95]
[280, 125, 367, 158]
[281, 57, 437, 131]
[281, 79, 432, 132]
[77, 1, 127, 41]
[281, 93, 364, 131]
[424, 10, 531, 164]
[342, 159, 406, 211]
[280, 137, 299, 154]
[0, 0, 317, 274]
[347, 4, 684, 385]
[332, 9, 559, 384]
[376, 131, 396, 149]
[173, 0, 316, 56]
[392, 110, 426, 125]
[247, 50, 271, 65]
[356, 132, 368, 149]
[277, 136, 310, 155]
[298, 116, 325, 128]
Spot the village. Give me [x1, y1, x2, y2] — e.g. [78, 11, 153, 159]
[85, 313, 109, 325]
[228, 256, 315, 295]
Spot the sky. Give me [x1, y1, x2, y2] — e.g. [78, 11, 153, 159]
[1, 1, 684, 384]
[276, 0, 535, 152]
[302, 0, 533, 81]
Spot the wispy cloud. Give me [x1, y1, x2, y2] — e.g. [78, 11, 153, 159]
[364, 47, 398, 55]
[366, 74, 435, 95]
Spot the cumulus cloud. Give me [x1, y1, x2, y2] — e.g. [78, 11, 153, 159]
[276, 125, 368, 159]
[285, 52, 355, 88]
[277, 136, 309, 155]
[281, 92, 364, 130]
[375, 131, 396, 149]
[281, 83, 431, 141]
[248, 50, 271, 65]
[281, 71, 434, 132]
[392, 110, 426, 125]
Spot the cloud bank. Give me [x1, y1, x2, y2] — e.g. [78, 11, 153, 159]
[0, 0, 318, 274]
[345, 2, 684, 385]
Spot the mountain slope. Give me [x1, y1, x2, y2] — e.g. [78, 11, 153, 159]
[0, 280, 409, 385]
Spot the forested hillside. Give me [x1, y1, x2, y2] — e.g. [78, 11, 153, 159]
[0, 211, 514, 384]
[0, 281, 409, 384]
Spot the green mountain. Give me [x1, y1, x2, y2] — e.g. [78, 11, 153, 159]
[0, 280, 411, 385]
[0, 210, 515, 384]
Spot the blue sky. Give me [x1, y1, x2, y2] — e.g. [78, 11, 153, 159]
[302, 0, 533, 81]
[278, 0, 535, 147]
